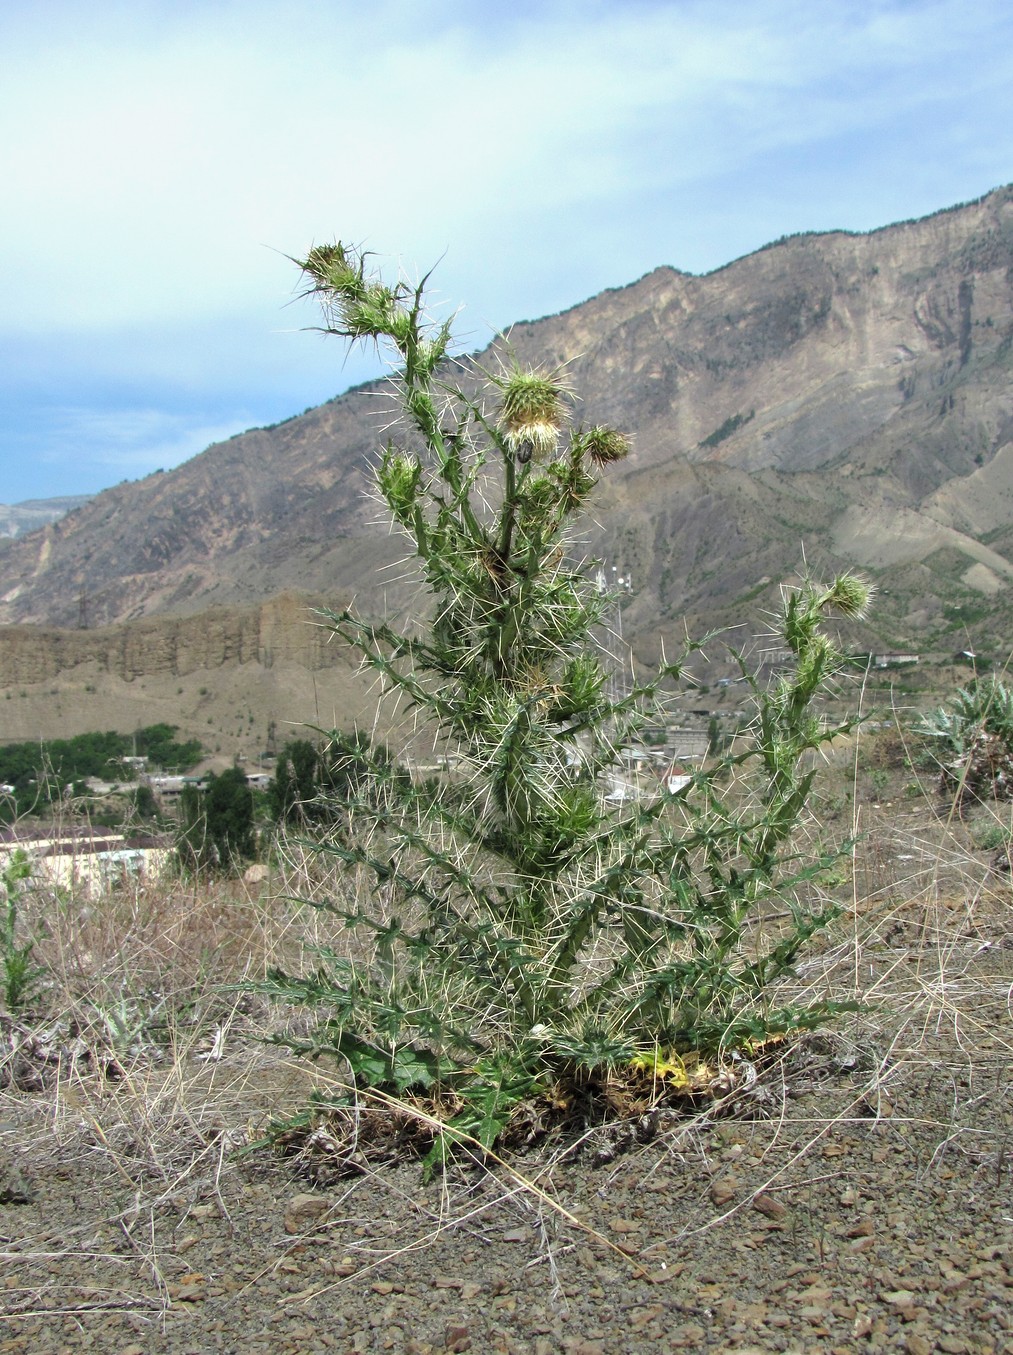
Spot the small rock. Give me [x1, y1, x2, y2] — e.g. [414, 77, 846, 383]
[501, 1227, 530, 1243]
[444, 1323, 472, 1353]
[284, 1193, 330, 1234]
[669, 1323, 707, 1348]
[942, 1268, 970, 1293]
[710, 1178, 738, 1206]
[752, 1192, 787, 1220]
[169, 1274, 206, 1303]
[0, 1159, 35, 1205]
[630, 1303, 665, 1330]
[881, 1289, 917, 1308]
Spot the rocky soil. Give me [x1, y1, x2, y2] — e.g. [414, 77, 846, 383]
[2, 941, 1011, 1354]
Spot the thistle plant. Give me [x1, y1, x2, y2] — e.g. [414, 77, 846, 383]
[261, 242, 870, 1155]
[917, 675, 1013, 801]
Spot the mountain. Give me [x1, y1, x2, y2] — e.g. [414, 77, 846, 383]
[0, 496, 93, 541]
[3, 186, 1013, 738]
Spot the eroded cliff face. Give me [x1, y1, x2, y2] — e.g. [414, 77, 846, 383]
[2, 188, 1013, 669]
[0, 592, 383, 760]
[0, 593, 343, 687]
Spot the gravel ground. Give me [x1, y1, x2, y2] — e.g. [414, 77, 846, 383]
[2, 904, 1011, 1353]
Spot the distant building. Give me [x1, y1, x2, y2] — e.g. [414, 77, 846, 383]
[873, 653, 920, 668]
[669, 728, 710, 760]
[0, 825, 171, 899]
[662, 764, 693, 795]
[149, 775, 207, 798]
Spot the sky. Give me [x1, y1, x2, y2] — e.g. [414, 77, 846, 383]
[2, 0, 1013, 505]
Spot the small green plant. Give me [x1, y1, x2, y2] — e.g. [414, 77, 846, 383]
[917, 676, 1013, 801]
[1, 850, 45, 1013]
[970, 819, 1012, 852]
[259, 242, 869, 1160]
[89, 990, 169, 1058]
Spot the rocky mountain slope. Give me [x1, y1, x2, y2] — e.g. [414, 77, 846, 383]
[3, 187, 1013, 715]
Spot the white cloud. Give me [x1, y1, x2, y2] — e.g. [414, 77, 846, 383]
[2, 0, 1006, 328]
[8, 403, 253, 493]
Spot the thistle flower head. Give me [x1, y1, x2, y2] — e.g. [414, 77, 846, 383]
[572, 425, 631, 467]
[377, 446, 423, 524]
[494, 363, 572, 460]
[819, 573, 874, 620]
[298, 242, 367, 300]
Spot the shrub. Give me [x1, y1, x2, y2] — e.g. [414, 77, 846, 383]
[259, 243, 869, 1159]
[917, 676, 1013, 801]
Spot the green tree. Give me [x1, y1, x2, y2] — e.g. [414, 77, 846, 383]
[270, 739, 320, 824]
[130, 783, 159, 821]
[260, 243, 869, 1157]
[175, 769, 255, 875]
[270, 731, 405, 826]
[175, 783, 213, 876]
[206, 768, 256, 867]
[0, 724, 203, 807]
[133, 723, 203, 772]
